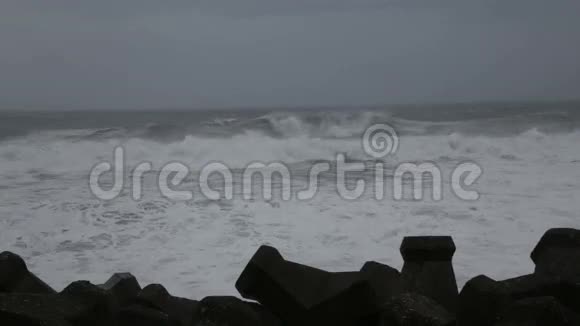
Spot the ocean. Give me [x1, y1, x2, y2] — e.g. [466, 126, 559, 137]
[1, 102, 579, 298]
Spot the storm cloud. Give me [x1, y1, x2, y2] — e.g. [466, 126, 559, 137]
[1, 0, 579, 109]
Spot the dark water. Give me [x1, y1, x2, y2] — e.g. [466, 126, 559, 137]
[1, 101, 579, 141]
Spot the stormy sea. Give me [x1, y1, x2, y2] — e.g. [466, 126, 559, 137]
[1, 102, 579, 297]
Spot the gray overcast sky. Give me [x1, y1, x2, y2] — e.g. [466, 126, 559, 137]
[1, 1, 579, 109]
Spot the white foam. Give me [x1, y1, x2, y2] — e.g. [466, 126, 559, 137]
[1, 129, 580, 298]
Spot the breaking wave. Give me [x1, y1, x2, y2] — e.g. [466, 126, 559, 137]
[1, 125, 579, 179]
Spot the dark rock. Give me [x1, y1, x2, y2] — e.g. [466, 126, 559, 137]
[4, 228, 579, 326]
[0, 312, 71, 326]
[400, 236, 458, 313]
[379, 293, 455, 326]
[136, 284, 171, 309]
[236, 245, 379, 326]
[531, 228, 580, 280]
[0, 251, 55, 294]
[192, 296, 281, 326]
[136, 284, 198, 326]
[117, 304, 173, 326]
[457, 274, 580, 325]
[400, 237, 456, 262]
[165, 296, 198, 326]
[360, 261, 404, 304]
[60, 281, 117, 326]
[500, 274, 580, 314]
[100, 273, 141, 307]
[62, 281, 107, 298]
[495, 296, 580, 326]
[457, 275, 510, 326]
[0, 293, 97, 326]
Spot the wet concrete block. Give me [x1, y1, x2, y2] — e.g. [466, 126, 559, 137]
[117, 304, 173, 326]
[500, 274, 580, 314]
[60, 281, 116, 326]
[236, 245, 379, 326]
[457, 275, 510, 326]
[136, 284, 171, 309]
[400, 236, 458, 313]
[360, 261, 404, 304]
[192, 296, 281, 326]
[0, 293, 96, 326]
[495, 296, 580, 326]
[136, 284, 198, 326]
[0, 251, 55, 294]
[100, 273, 141, 307]
[531, 228, 580, 280]
[379, 293, 455, 326]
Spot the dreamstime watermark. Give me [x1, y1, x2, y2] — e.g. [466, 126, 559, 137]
[89, 124, 483, 202]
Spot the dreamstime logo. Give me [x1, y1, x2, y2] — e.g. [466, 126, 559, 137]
[89, 124, 483, 202]
[362, 123, 399, 158]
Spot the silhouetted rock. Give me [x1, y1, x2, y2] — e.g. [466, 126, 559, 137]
[100, 273, 141, 307]
[118, 304, 173, 326]
[236, 245, 379, 326]
[0, 313, 71, 326]
[500, 274, 580, 314]
[531, 228, 580, 280]
[136, 284, 198, 326]
[2, 227, 579, 326]
[400, 236, 458, 313]
[495, 296, 580, 326]
[192, 296, 281, 326]
[379, 293, 455, 326]
[136, 284, 171, 309]
[60, 281, 116, 326]
[457, 274, 580, 325]
[457, 275, 510, 326]
[0, 293, 98, 326]
[360, 261, 404, 304]
[0, 251, 55, 294]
